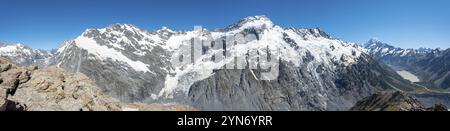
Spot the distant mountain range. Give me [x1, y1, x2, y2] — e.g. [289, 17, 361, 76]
[365, 39, 450, 90]
[0, 16, 446, 111]
[0, 43, 55, 67]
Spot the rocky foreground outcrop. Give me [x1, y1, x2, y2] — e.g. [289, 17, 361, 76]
[0, 58, 195, 111]
[350, 91, 448, 111]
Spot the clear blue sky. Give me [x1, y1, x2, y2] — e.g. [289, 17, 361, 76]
[0, 0, 449, 49]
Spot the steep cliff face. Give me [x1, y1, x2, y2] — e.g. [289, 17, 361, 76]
[188, 54, 420, 111]
[0, 57, 195, 111]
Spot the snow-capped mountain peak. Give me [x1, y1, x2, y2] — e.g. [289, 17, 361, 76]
[225, 15, 274, 32]
[0, 43, 33, 57]
[365, 38, 393, 49]
[158, 26, 174, 33]
[364, 39, 434, 57]
[157, 26, 175, 39]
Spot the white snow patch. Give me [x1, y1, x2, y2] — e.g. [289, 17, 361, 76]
[380, 48, 389, 54]
[74, 36, 151, 73]
[227, 16, 274, 35]
[165, 30, 207, 51]
[283, 28, 363, 66]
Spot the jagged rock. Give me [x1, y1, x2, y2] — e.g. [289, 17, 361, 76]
[9, 67, 122, 111]
[0, 59, 30, 95]
[0, 63, 11, 72]
[0, 88, 7, 111]
[18, 70, 31, 84]
[350, 91, 425, 111]
[350, 91, 448, 111]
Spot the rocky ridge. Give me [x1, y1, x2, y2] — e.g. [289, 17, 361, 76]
[350, 91, 448, 111]
[0, 57, 195, 111]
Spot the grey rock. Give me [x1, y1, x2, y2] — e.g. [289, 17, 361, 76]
[351, 91, 448, 111]
[350, 91, 426, 111]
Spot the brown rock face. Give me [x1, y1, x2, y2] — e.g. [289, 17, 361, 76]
[8, 67, 123, 111]
[0, 57, 195, 111]
[0, 58, 26, 111]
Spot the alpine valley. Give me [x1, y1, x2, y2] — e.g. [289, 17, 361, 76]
[365, 39, 450, 107]
[1, 16, 448, 111]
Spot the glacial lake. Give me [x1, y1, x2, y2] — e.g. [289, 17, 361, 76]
[396, 70, 420, 82]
